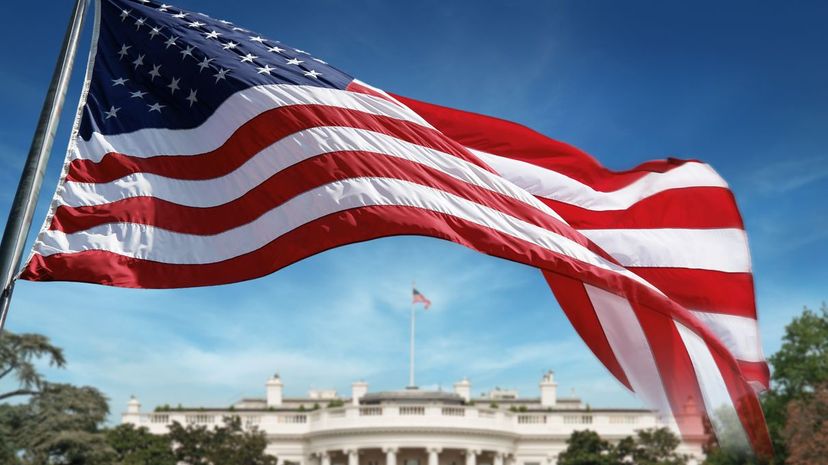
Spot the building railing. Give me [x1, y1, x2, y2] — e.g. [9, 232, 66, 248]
[127, 405, 659, 436]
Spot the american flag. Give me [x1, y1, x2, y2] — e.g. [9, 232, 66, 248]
[21, 0, 770, 455]
[412, 288, 431, 310]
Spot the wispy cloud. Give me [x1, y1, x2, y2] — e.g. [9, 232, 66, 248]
[746, 156, 828, 195]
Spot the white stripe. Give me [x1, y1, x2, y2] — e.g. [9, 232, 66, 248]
[586, 285, 675, 420]
[76, 84, 434, 162]
[62, 126, 564, 223]
[675, 321, 751, 451]
[36, 177, 650, 293]
[580, 228, 751, 273]
[690, 311, 765, 363]
[471, 149, 729, 211]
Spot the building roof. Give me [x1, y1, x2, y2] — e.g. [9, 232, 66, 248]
[360, 389, 465, 405]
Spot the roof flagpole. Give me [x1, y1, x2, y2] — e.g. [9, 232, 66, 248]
[409, 281, 416, 388]
[0, 0, 91, 334]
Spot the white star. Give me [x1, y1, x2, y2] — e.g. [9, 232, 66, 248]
[268, 45, 285, 53]
[120, 9, 132, 21]
[111, 77, 128, 86]
[213, 67, 230, 83]
[104, 105, 120, 119]
[167, 77, 180, 94]
[149, 26, 162, 39]
[186, 89, 198, 107]
[303, 69, 321, 79]
[172, 12, 188, 19]
[286, 58, 303, 65]
[148, 64, 162, 81]
[232, 26, 248, 32]
[130, 90, 147, 99]
[313, 58, 328, 65]
[240, 53, 257, 63]
[132, 53, 145, 69]
[180, 45, 195, 60]
[197, 57, 214, 72]
[159, 4, 171, 12]
[117, 44, 131, 60]
[204, 30, 221, 39]
[164, 36, 178, 49]
[188, 20, 205, 28]
[257, 64, 274, 75]
[294, 48, 309, 54]
[222, 41, 238, 50]
[147, 102, 165, 113]
[249, 36, 266, 43]
[134, 17, 146, 31]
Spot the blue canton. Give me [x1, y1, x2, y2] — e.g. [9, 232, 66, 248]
[79, 0, 354, 140]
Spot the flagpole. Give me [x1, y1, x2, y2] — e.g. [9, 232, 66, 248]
[409, 285, 416, 388]
[0, 0, 90, 334]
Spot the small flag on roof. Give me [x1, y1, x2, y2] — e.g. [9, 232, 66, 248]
[412, 288, 431, 309]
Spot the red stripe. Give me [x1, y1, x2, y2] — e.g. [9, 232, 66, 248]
[25, 202, 771, 456]
[631, 268, 756, 318]
[710, 346, 774, 456]
[737, 360, 771, 392]
[631, 304, 708, 439]
[394, 94, 701, 192]
[545, 272, 633, 390]
[346, 81, 402, 106]
[542, 187, 745, 230]
[51, 151, 597, 256]
[68, 104, 493, 183]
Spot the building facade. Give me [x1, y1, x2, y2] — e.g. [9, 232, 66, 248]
[122, 372, 705, 464]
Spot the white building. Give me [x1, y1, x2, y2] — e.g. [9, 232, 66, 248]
[122, 371, 705, 464]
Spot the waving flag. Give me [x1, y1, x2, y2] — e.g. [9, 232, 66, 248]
[412, 288, 431, 309]
[20, 0, 770, 456]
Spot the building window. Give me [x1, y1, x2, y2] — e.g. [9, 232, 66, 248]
[563, 415, 593, 424]
[405, 459, 420, 465]
[399, 406, 425, 415]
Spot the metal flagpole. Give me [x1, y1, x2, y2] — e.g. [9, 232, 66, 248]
[0, 0, 91, 334]
[409, 284, 416, 388]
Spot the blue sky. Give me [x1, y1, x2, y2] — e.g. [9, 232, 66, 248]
[1, 0, 826, 421]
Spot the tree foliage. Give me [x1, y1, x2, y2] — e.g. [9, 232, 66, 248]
[558, 428, 687, 465]
[167, 415, 277, 465]
[782, 383, 828, 465]
[704, 303, 828, 465]
[106, 423, 176, 465]
[768, 304, 828, 400]
[0, 331, 66, 400]
[14, 383, 114, 465]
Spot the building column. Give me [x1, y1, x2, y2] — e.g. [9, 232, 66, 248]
[427, 447, 442, 465]
[347, 448, 359, 465]
[494, 452, 504, 465]
[465, 449, 479, 465]
[320, 452, 331, 465]
[383, 447, 398, 465]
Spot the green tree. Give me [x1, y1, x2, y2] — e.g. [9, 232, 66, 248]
[168, 415, 277, 465]
[106, 423, 176, 465]
[704, 304, 828, 465]
[0, 332, 66, 400]
[769, 304, 828, 399]
[0, 403, 26, 464]
[557, 430, 621, 465]
[16, 383, 114, 465]
[559, 428, 687, 465]
[629, 427, 688, 465]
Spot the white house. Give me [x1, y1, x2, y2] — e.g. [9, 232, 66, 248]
[122, 371, 705, 464]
